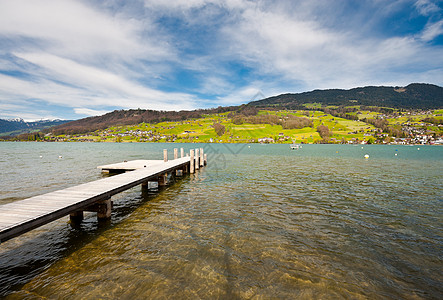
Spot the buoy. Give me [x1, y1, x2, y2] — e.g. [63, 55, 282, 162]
[395, 153, 398, 156]
[361, 146, 364, 149]
[336, 151, 339, 153]
[417, 148, 420, 150]
[39, 155, 43, 158]
[364, 154, 369, 159]
[248, 146, 251, 148]
[58, 155, 62, 159]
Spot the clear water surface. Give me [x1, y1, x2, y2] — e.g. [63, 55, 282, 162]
[0, 142, 442, 299]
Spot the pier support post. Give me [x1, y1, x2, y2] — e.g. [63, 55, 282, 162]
[180, 148, 184, 158]
[204, 154, 207, 166]
[195, 148, 200, 170]
[142, 180, 158, 191]
[200, 148, 204, 167]
[142, 180, 151, 190]
[97, 198, 112, 220]
[163, 149, 168, 162]
[174, 148, 178, 160]
[190, 149, 195, 173]
[158, 173, 168, 186]
[70, 210, 84, 223]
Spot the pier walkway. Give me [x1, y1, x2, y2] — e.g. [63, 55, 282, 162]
[0, 148, 206, 243]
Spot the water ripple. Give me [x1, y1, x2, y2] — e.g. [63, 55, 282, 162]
[1, 144, 442, 298]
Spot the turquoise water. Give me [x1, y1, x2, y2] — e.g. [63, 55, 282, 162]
[0, 142, 442, 298]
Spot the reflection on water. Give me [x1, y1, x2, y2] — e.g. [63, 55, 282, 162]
[0, 143, 442, 298]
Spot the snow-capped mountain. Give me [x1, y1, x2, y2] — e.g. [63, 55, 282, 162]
[0, 118, 71, 136]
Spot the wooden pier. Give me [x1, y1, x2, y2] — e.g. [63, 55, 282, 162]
[0, 148, 207, 244]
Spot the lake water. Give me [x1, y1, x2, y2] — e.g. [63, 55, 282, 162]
[0, 142, 442, 299]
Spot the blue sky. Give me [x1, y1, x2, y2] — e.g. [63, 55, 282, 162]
[0, 0, 442, 121]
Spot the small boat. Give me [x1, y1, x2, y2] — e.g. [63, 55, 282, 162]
[290, 144, 301, 150]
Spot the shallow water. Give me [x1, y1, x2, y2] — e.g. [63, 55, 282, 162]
[0, 142, 442, 298]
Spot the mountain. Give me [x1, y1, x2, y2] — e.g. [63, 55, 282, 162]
[38, 83, 443, 137]
[0, 118, 71, 136]
[249, 83, 443, 109]
[47, 108, 233, 135]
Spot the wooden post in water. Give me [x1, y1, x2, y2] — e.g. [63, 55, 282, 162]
[174, 148, 179, 175]
[141, 181, 150, 190]
[97, 198, 112, 220]
[200, 148, 204, 167]
[204, 154, 207, 166]
[70, 210, 83, 223]
[0, 149, 202, 243]
[158, 173, 168, 186]
[190, 149, 195, 173]
[141, 181, 151, 198]
[182, 148, 188, 173]
[163, 149, 168, 162]
[195, 148, 200, 170]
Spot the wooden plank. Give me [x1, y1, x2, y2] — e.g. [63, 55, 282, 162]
[0, 214, 34, 222]
[0, 222, 14, 228]
[0, 207, 52, 215]
[0, 156, 194, 243]
[29, 194, 92, 202]
[0, 207, 54, 216]
[97, 160, 166, 171]
[98, 158, 189, 171]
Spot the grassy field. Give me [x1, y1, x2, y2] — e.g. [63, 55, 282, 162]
[46, 107, 443, 144]
[61, 109, 382, 144]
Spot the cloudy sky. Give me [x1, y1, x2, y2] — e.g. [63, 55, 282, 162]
[0, 0, 442, 121]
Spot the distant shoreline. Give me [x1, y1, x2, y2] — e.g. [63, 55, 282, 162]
[1, 140, 442, 146]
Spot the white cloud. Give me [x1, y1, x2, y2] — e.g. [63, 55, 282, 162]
[12, 52, 183, 102]
[0, 0, 442, 121]
[0, 0, 171, 61]
[0, 0, 199, 119]
[218, 1, 443, 90]
[414, 0, 441, 16]
[144, 0, 209, 10]
[198, 76, 234, 95]
[215, 86, 264, 106]
[144, 0, 247, 11]
[220, 6, 353, 88]
[0, 68, 197, 114]
[421, 20, 443, 41]
[73, 108, 109, 117]
[0, 99, 64, 121]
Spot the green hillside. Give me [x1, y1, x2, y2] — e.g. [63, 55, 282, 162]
[32, 83, 442, 138]
[2, 83, 442, 144]
[43, 108, 443, 145]
[250, 83, 443, 109]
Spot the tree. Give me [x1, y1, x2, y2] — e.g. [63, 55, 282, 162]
[213, 123, 225, 136]
[232, 116, 244, 125]
[282, 116, 313, 129]
[317, 125, 330, 141]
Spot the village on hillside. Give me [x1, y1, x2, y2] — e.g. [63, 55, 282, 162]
[23, 108, 442, 146]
